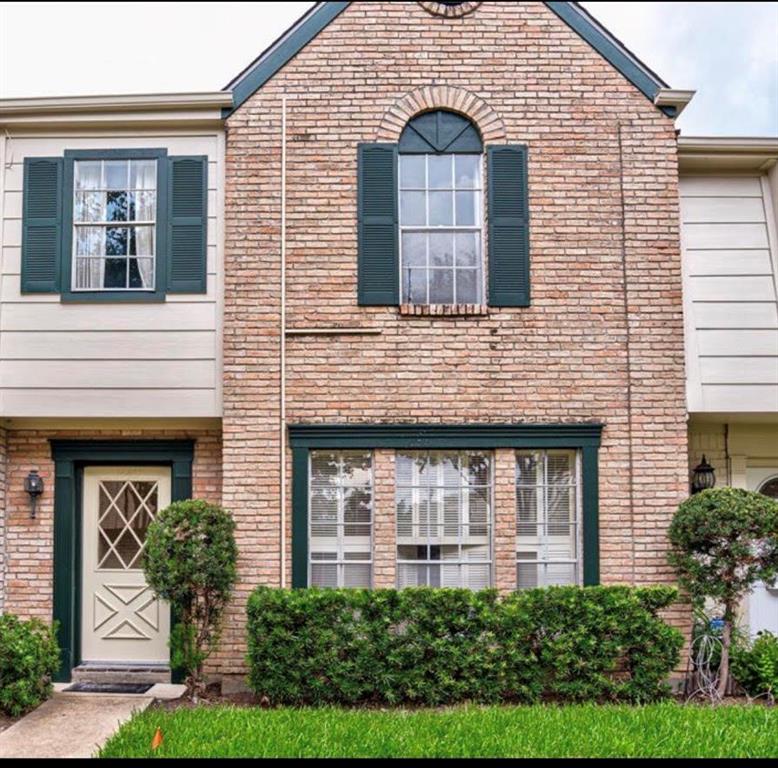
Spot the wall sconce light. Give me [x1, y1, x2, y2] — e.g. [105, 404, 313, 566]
[24, 470, 44, 519]
[691, 455, 716, 495]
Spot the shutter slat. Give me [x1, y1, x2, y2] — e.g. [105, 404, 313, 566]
[21, 157, 63, 293]
[357, 143, 398, 306]
[167, 156, 207, 294]
[488, 146, 530, 307]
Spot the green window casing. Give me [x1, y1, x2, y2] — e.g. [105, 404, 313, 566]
[488, 145, 530, 307]
[21, 157, 63, 293]
[357, 143, 399, 306]
[21, 150, 208, 300]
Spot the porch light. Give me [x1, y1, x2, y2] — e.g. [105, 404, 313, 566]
[691, 455, 716, 495]
[24, 470, 44, 519]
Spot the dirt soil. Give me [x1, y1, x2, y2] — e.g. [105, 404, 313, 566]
[0, 713, 18, 735]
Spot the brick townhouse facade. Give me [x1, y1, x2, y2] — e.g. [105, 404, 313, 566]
[216, 0, 690, 683]
[0, 1, 703, 686]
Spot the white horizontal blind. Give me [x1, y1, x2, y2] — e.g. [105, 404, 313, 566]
[516, 450, 581, 589]
[396, 450, 492, 590]
[309, 450, 373, 588]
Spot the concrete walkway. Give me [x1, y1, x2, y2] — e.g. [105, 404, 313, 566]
[0, 685, 183, 758]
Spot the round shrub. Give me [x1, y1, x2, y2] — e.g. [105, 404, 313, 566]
[668, 487, 778, 697]
[143, 499, 237, 698]
[732, 632, 778, 700]
[0, 614, 60, 717]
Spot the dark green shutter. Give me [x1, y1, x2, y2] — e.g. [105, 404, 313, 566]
[488, 145, 530, 307]
[21, 157, 63, 293]
[357, 143, 398, 306]
[167, 155, 208, 293]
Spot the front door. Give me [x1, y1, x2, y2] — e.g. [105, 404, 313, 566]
[80, 467, 171, 664]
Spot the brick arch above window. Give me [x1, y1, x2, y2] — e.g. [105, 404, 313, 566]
[376, 86, 506, 144]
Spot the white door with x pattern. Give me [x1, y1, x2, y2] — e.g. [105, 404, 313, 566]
[81, 467, 171, 664]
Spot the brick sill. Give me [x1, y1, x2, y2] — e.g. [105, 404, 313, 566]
[399, 304, 489, 318]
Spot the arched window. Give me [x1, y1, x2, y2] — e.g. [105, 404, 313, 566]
[398, 110, 484, 305]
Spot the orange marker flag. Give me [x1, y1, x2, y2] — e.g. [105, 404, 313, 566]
[151, 727, 163, 751]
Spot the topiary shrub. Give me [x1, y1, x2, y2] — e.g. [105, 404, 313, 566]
[732, 632, 778, 701]
[0, 614, 60, 717]
[246, 585, 682, 706]
[668, 487, 778, 698]
[143, 499, 238, 699]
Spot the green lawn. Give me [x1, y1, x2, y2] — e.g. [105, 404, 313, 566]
[99, 702, 778, 758]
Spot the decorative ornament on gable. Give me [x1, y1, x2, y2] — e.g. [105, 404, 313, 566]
[417, 1, 482, 19]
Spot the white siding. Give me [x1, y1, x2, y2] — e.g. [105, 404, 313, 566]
[0, 131, 223, 417]
[681, 174, 778, 413]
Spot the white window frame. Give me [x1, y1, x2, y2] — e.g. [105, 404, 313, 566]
[396, 450, 493, 589]
[398, 153, 485, 305]
[71, 158, 157, 293]
[308, 450, 374, 588]
[515, 449, 583, 588]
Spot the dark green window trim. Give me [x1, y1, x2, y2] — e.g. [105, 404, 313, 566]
[61, 149, 168, 303]
[50, 439, 193, 682]
[289, 423, 602, 589]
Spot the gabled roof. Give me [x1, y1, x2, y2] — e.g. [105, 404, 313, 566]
[224, 1, 686, 118]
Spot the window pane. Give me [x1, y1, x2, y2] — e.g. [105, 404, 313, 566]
[129, 258, 154, 289]
[429, 268, 453, 303]
[403, 268, 427, 304]
[428, 191, 453, 226]
[133, 191, 156, 221]
[456, 269, 479, 304]
[75, 226, 102, 256]
[105, 228, 127, 256]
[75, 191, 103, 222]
[428, 155, 452, 189]
[402, 232, 426, 267]
[104, 258, 127, 289]
[130, 160, 156, 191]
[74, 258, 103, 290]
[455, 155, 480, 188]
[455, 232, 479, 267]
[429, 232, 454, 267]
[399, 155, 425, 188]
[455, 191, 478, 226]
[400, 191, 426, 226]
[75, 161, 101, 191]
[104, 160, 128, 190]
[106, 191, 129, 222]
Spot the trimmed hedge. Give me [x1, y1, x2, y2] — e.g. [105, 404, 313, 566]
[0, 614, 60, 717]
[246, 586, 682, 706]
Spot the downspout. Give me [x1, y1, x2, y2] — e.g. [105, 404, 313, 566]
[280, 95, 288, 588]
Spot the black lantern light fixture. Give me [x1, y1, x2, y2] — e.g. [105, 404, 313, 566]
[24, 470, 44, 519]
[691, 455, 716, 495]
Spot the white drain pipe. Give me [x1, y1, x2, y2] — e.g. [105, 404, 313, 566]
[280, 95, 288, 588]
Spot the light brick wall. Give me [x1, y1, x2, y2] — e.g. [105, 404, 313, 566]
[1, 428, 221, 621]
[221, 0, 689, 676]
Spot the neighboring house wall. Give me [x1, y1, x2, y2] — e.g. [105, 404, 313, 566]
[680, 171, 778, 413]
[221, 1, 689, 681]
[0, 128, 224, 418]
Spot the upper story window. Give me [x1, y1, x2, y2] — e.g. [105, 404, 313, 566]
[73, 159, 157, 292]
[398, 110, 484, 306]
[21, 150, 208, 301]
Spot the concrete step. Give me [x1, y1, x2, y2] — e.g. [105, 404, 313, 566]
[71, 664, 171, 686]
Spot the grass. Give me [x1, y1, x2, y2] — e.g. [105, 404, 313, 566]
[99, 702, 778, 758]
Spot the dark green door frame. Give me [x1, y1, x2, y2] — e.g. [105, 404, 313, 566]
[288, 423, 603, 590]
[50, 439, 194, 682]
